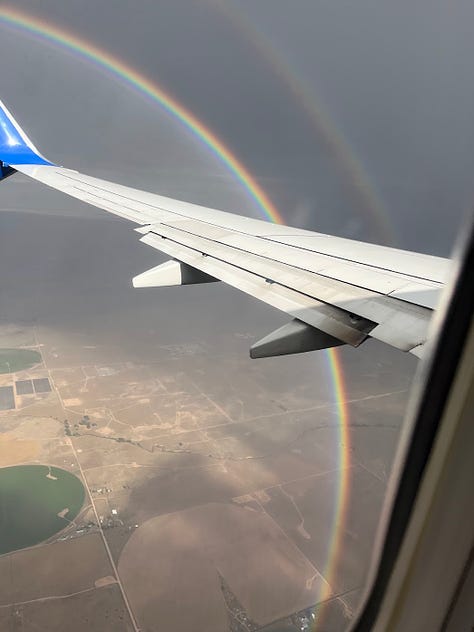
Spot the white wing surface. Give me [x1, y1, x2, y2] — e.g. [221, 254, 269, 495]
[0, 98, 449, 358]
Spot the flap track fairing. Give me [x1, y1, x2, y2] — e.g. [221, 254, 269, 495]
[250, 318, 347, 359]
[132, 259, 218, 288]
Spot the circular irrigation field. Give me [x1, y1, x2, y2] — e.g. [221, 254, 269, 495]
[0, 465, 85, 555]
[0, 348, 42, 374]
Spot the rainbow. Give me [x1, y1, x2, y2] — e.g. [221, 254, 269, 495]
[0, 6, 352, 622]
[319, 348, 351, 605]
[0, 6, 284, 225]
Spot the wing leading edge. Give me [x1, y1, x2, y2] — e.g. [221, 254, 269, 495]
[0, 98, 450, 358]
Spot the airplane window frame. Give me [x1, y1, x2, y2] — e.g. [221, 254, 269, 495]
[351, 214, 474, 630]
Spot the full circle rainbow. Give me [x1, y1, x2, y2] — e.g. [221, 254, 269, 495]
[0, 6, 351, 624]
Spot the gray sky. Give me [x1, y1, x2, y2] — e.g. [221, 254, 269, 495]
[1, 0, 473, 254]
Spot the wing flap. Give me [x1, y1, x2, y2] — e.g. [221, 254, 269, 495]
[134, 217, 443, 316]
[138, 229, 432, 351]
[139, 223, 431, 349]
[139, 232, 375, 346]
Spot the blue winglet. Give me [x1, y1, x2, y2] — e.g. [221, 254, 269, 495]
[0, 98, 54, 169]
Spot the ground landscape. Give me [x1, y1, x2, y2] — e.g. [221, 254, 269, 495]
[0, 316, 416, 632]
[0, 186, 421, 632]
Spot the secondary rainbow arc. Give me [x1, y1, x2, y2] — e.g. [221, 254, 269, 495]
[210, 0, 397, 246]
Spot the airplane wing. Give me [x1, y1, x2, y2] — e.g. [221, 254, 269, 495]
[0, 98, 450, 358]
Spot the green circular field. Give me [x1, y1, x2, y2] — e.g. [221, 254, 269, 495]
[0, 465, 85, 555]
[0, 349, 42, 374]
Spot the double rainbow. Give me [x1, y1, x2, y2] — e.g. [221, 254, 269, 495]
[0, 5, 351, 617]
